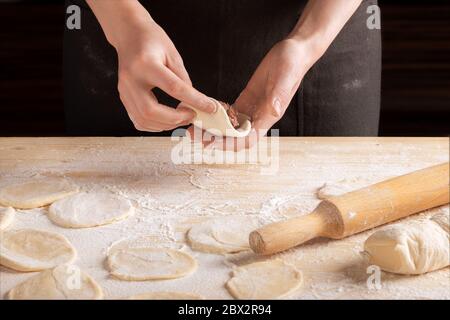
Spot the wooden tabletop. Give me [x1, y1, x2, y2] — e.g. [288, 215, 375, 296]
[0, 137, 449, 299]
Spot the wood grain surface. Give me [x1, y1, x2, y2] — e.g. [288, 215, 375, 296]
[0, 137, 448, 299]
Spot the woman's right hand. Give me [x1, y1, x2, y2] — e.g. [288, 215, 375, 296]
[87, 0, 216, 132]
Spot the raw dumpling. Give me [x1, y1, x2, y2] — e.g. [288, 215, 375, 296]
[186, 99, 251, 138]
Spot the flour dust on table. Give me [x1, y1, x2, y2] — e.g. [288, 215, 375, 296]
[1, 137, 449, 299]
[128, 292, 204, 300]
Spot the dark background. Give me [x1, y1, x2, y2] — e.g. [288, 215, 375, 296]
[0, 0, 449, 137]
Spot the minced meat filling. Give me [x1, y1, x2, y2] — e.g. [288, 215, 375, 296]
[219, 101, 240, 128]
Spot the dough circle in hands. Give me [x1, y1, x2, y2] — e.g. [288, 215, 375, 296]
[364, 214, 449, 275]
[0, 206, 15, 230]
[106, 236, 197, 281]
[7, 264, 103, 300]
[0, 229, 77, 272]
[48, 192, 134, 228]
[129, 292, 204, 300]
[0, 179, 79, 209]
[226, 259, 303, 299]
[188, 99, 252, 138]
[187, 215, 261, 254]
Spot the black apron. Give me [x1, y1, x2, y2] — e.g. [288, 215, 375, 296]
[64, 0, 381, 136]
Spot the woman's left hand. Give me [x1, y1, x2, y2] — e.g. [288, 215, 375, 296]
[189, 38, 317, 151]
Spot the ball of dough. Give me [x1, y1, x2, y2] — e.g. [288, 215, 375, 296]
[129, 292, 204, 300]
[226, 259, 303, 299]
[7, 264, 103, 300]
[0, 206, 15, 230]
[48, 192, 134, 228]
[0, 179, 79, 209]
[364, 218, 449, 275]
[187, 216, 261, 254]
[106, 236, 197, 281]
[0, 229, 77, 272]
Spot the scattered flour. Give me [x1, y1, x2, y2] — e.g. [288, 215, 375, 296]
[1, 139, 448, 299]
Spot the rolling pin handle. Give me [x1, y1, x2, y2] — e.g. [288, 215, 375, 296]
[249, 210, 331, 255]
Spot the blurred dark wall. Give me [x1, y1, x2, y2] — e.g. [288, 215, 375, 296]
[0, 1, 449, 136]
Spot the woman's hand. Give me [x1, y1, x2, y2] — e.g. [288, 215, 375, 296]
[87, 0, 216, 132]
[191, 0, 363, 150]
[115, 20, 218, 132]
[190, 39, 316, 151]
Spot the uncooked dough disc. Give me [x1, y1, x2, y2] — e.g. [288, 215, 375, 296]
[129, 292, 204, 300]
[7, 264, 103, 300]
[364, 217, 449, 275]
[0, 179, 79, 209]
[48, 192, 134, 228]
[106, 236, 197, 281]
[187, 215, 261, 254]
[0, 229, 77, 272]
[0, 206, 15, 230]
[226, 259, 303, 299]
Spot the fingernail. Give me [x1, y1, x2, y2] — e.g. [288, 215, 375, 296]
[206, 99, 217, 113]
[272, 98, 282, 117]
[185, 108, 197, 119]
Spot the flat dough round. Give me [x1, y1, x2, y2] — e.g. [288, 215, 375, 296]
[364, 216, 449, 275]
[106, 236, 197, 281]
[7, 264, 103, 300]
[226, 259, 303, 299]
[0, 206, 15, 230]
[0, 179, 78, 209]
[129, 292, 204, 300]
[0, 229, 77, 272]
[187, 216, 261, 254]
[48, 192, 134, 228]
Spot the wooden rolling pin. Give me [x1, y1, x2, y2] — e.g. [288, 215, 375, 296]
[250, 162, 450, 255]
